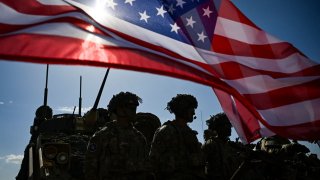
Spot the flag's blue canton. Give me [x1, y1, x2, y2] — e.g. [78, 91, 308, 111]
[76, 0, 220, 50]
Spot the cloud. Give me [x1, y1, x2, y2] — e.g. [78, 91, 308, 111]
[0, 101, 13, 105]
[55, 106, 92, 114]
[0, 154, 23, 164]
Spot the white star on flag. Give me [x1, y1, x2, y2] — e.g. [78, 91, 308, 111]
[186, 16, 196, 28]
[156, 5, 167, 18]
[197, 31, 207, 42]
[170, 23, 180, 34]
[139, 10, 150, 23]
[168, 4, 176, 14]
[125, 0, 135, 6]
[203, 6, 213, 17]
[106, 0, 117, 10]
[176, 0, 186, 8]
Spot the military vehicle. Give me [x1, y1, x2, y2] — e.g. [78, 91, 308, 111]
[18, 66, 110, 180]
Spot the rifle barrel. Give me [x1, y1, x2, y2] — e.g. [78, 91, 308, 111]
[92, 68, 110, 110]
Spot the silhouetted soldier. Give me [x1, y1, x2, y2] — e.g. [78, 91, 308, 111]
[149, 94, 205, 180]
[84, 92, 151, 180]
[16, 105, 53, 180]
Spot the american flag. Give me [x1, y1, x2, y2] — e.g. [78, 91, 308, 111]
[0, 0, 319, 143]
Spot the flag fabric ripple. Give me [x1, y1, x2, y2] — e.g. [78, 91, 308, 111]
[0, 0, 319, 143]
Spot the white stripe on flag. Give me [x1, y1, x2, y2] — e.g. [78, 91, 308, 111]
[37, 0, 69, 6]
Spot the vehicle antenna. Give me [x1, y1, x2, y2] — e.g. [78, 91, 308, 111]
[43, 64, 49, 106]
[73, 106, 76, 115]
[79, 76, 82, 116]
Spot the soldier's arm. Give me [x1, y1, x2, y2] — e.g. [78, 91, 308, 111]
[84, 134, 101, 180]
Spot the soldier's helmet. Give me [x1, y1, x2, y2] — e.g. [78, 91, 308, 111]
[31, 105, 53, 136]
[107, 91, 142, 115]
[134, 112, 161, 145]
[206, 113, 231, 131]
[166, 94, 198, 116]
[35, 105, 53, 120]
[206, 113, 232, 138]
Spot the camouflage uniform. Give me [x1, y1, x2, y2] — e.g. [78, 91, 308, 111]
[85, 120, 149, 180]
[149, 120, 204, 180]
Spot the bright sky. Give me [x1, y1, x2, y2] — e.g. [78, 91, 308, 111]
[1, 0, 320, 179]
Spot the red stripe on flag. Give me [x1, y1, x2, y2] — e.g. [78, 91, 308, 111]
[218, 0, 259, 29]
[267, 120, 320, 141]
[1, 0, 76, 15]
[244, 78, 320, 110]
[0, 23, 27, 34]
[212, 35, 301, 59]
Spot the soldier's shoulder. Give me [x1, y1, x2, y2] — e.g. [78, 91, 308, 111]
[202, 138, 221, 153]
[92, 121, 116, 137]
[132, 126, 147, 139]
[204, 138, 220, 146]
[156, 121, 176, 134]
